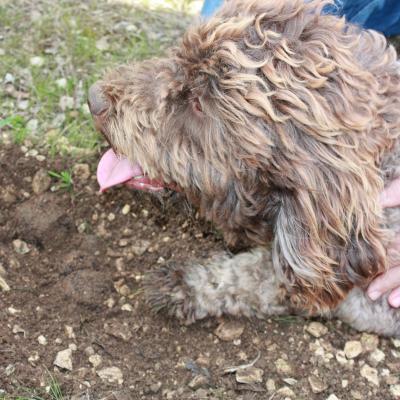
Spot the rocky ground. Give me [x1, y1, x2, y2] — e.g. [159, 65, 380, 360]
[1, 144, 400, 400]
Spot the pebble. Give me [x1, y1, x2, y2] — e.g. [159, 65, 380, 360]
[235, 366, 263, 384]
[390, 384, 400, 398]
[59, 95, 74, 111]
[361, 333, 379, 352]
[38, 335, 47, 345]
[89, 354, 102, 368]
[0, 276, 10, 292]
[28, 352, 40, 364]
[326, 395, 340, 400]
[107, 213, 116, 222]
[30, 56, 44, 66]
[26, 119, 38, 132]
[7, 307, 21, 315]
[188, 374, 209, 390]
[18, 100, 29, 110]
[214, 320, 244, 341]
[72, 163, 90, 181]
[275, 358, 292, 374]
[308, 375, 328, 393]
[54, 349, 73, 371]
[12, 239, 30, 255]
[121, 304, 133, 312]
[392, 338, 400, 348]
[360, 364, 379, 386]
[121, 204, 130, 215]
[97, 367, 123, 384]
[96, 37, 110, 51]
[65, 325, 75, 339]
[56, 78, 67, 88]
[276, 386, 295, 397]
[344, 341, 363, 359]
[266, 378, 276, 392]
[131, 239, 151, 256]
[368, 348, 385, 366]
[32, 169, 51, 194]
[305, 322, 328, 338]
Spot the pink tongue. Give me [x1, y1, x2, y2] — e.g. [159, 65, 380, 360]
[97, 149, 143, 192]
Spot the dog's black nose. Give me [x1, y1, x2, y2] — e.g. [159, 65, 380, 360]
[88, 82, 109, 115]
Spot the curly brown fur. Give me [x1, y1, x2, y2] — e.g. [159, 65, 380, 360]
[90, 0, 400, 312]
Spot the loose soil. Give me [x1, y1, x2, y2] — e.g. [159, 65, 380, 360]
[1, 144, 400, 400]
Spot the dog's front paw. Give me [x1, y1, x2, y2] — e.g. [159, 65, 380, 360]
[144, 263, 198, 324]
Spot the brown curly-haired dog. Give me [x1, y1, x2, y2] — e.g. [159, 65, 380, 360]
[89, 0, 400, 335]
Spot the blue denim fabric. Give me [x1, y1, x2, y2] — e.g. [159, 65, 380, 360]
[200, 0, 400, 36]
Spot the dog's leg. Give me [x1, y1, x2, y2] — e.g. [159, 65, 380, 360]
[144, 248, 289, 324]
[335, 289, 400, 337]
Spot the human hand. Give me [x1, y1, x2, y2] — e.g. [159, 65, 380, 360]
[367, 177, 400, 307]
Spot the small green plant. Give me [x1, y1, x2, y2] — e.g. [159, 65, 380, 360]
[0, 115, 28, 144]
[48, 170, 73, 191]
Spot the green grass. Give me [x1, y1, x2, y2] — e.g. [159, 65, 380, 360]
[0, 372, 66, 400]
[0, 0, 194, 157]
[48, 170, 74, 191]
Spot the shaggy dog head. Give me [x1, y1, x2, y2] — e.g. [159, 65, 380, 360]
[89, 0, 400, 311]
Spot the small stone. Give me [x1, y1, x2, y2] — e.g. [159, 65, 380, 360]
[266, 378, 276, 392]
[0, 276, 10, 292]
[341, 380, 348, 388]
[188, 374, 209, 390]
[351, 392, 362, 400]
[56, 78, 67, 88]
[69, 343, 77, 351]
[308, 376, 328, 393]
[305, 322, 328, 338]
[36, 155, 46, 162]
[4, 72, 14, 83]
[344, 341, 363, 359]
[96, 37, 109, 51]
[235, 367, 263, 384]
[72, 163, 90, 181]
[275, 358, 292, 374]
[121, 304, 133, 312]
[18, 100, 29, 110]
[214, 320, 244, 341]
[283, 378, 297, 385]
[361, 333, 379, 352]
[13, 239, 30, 254]
[65, 325, 75, 339]
[104, 320, 132, 341]
[326, 395, 340, 400]
[97, 367, 123, 384]
[121, 204, 130, 215]
[141, 209, 149, 218]
[84, 346, 95, 356]
[32, 169, 51, 194]
[276, 386, 295, 397]
[368, 348, 385, 366]
[360, 364, 379, 387]
[392, 338, 400, 348]
[12, 325, 25, 335]
[54, 349, 73, 371]
[149, 382, 162, 394]
[108, 213, 116, 221]
[26, 119, 38, 132]
[38, 335, 47, 345]
[30, 56, 44, 66]
[131, 239, 151, 256]
[390, 384, 400, 398]
[119, 239, 128, 247]
[7, 306, 21, 315]
[89, 354, 102, 368]
[59, 96, 74, 111]
[28, 352, 40, 364]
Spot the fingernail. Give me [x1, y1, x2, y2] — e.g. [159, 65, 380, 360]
[368, 290, 381, 301]
[390, 295, 400, 308]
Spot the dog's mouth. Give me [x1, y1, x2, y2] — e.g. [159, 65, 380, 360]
[97, 149, 165, 193]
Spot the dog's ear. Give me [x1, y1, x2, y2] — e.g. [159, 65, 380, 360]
[271, 168, 388, 311]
